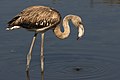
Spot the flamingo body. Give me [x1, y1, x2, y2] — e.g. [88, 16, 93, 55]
[7, 6, 61, 33]
[6, 6, 84, 73]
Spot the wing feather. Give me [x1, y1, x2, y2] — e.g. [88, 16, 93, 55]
[7, 6, 61, 31]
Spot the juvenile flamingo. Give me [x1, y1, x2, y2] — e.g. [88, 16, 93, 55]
[6, 6, 84, 73]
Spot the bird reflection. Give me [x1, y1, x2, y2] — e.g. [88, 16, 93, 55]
[41, 72, 44, 80]
[26, 70, 44, 80]
[26, 70, 30, 80]
[6, 5, 84, 80]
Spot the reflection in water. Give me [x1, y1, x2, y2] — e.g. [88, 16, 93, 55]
[26, 71, 30, 80]
[26, 70, 44, 80]
[1, 0, 120, 80]
[41, 72, 44, 80]
[24, 53, 120, 80]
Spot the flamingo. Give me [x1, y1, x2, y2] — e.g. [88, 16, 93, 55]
[6, 6, 84, 73]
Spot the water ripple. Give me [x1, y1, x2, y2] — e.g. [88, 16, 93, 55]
[4, 53, 120, 80]
[43, 54, 120, 80]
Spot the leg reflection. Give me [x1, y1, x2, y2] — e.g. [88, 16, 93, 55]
[25, 68, 44, 80]
[41, 71, 44, 80]
[26, 70, 30, 80]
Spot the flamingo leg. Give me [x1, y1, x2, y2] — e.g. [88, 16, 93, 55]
[26, 33, 38, 72]
[40, 33, 44, 73]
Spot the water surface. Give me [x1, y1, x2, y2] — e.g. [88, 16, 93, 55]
[0, 0, 120, 80]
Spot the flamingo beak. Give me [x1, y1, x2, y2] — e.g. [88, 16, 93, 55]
[77, 23, 84, 40]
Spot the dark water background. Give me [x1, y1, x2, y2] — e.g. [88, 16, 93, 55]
[0, 0, 120, 80]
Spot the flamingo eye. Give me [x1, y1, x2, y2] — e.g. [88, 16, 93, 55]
[78, 21, 83, 25]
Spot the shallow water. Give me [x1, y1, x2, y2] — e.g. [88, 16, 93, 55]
[0, 0, 120, 80]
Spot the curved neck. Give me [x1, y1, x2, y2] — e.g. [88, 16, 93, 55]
[53, 15, 84, 40]
[53, 15, 72, 39]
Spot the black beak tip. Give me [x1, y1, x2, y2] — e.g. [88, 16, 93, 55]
[77, 37, 80, 40]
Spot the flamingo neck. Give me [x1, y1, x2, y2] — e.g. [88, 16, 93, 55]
[53, 15, 71, 39]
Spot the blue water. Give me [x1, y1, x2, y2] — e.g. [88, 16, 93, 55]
[0, 0, 120, 80]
